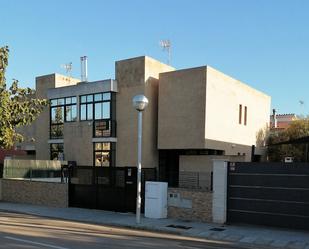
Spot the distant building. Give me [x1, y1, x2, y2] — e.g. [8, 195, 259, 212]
[0, 149, 27, 164]
[270, 110, 297, 130]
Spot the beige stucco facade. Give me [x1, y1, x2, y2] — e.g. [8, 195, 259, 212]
[158, 65, 271, 160]
[204, 66, 270, 150]
[115, 56, 174, 168]
[35, 74, 80, 160]
[17, 55, 270, 171]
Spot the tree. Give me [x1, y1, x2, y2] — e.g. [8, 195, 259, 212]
[0, 46, 48, 148]
[267, 119, 309, 162]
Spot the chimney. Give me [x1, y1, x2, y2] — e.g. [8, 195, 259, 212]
[272, 109, 277, 128]
[80, 56, 88, 82]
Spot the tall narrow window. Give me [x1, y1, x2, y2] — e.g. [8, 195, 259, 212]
[244, 106, 247, 126]
[93, 92, 115, 138]
[50, 98, 64, 139]
[239, 104, 242, 124]
[65, 97, 77, 122]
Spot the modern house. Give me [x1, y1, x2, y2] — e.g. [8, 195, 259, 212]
[18, 56, 271, 183]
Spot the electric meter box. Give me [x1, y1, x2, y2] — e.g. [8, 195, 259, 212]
[144, 181, 168, 219]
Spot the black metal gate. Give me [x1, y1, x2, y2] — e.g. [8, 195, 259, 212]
[227, 162, 309, 230]
[69, 166, 156, 213]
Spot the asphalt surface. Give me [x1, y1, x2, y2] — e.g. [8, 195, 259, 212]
[0, 211, 251, 249]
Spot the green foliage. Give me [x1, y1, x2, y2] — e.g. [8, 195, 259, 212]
[267, 119, 309, 162]
[0, 46, 48, 148]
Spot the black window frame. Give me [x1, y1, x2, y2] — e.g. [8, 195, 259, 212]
[93, 92, 116, 138]
[50, 96, 77, 139]
[79, 92, 116, 138]
[93, 142, 116, 167]
[65, 96, 77, 122]
[50, 143, 64, 160]
[80, 94, 94, 121]
[50, 98, 65, 139]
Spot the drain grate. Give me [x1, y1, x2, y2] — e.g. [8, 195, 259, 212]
[209, 227, 225, 232]
[166, 224, 192, 230]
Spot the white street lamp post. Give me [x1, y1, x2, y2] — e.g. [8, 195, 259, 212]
[132, 95, 149, 224]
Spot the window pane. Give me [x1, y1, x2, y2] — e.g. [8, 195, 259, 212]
[71, 97, 77, 104]
[94, 121, 110, 137]
[102, 143, 110, 150]
[50, 124, 63, 138]
[51, 107, 64, 124]
[51, 143, 58, 150]
[95, 152, 102, 166]
[65, 97, 71, 104]
[71, 105, 77, 121]
[102, 121, 111, 136]
[95, 143, 102, 150]
[51, 151, 59, 160]
[51, 99, 57, 106]
[102, 102, 110, 119]
[103, 93, 111, 101]
[94, 93, 102, 101]
[87, 95, 93, 102]
[66, 106, 72, 121]
[102, 152, 110, 167]
[51, 108, 56, 123]
[87, 104, 93, 120]
[57, 143, 64, 150]
[94, 103, 102, 120]
[58, 98, 64, 105]
[80, 104, 87, 120]
[80, 96, 87, 103]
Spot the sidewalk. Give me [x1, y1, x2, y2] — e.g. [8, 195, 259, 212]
[0, 202, 308, 249]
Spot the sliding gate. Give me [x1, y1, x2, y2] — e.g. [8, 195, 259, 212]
[227, 162, 309, 230]
[69, 166, 156, 213]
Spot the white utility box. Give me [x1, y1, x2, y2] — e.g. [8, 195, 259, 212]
[144, 181, 168, 219]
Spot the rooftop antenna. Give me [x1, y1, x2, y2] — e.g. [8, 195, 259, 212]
[299, 100, 305, 117]
[61, 62, 73, 78]
[159, 39, 171, 65]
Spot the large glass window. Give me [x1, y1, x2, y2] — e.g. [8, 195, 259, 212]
[50, 143, 64, 160]
[80, 92, 112, 121]
[94, 142, 115, 167]
[80, 94, 94, 121]
[80, 92, 115, 137]
[50, 96, 77, 138]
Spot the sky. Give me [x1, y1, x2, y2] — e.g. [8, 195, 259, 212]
[1, 0, 309, 115]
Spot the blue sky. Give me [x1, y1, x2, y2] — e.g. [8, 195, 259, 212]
[1, 0, 309, 115]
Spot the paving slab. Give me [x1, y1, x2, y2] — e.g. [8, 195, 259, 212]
[223, 234, 244, 242]
[270, 239, 290, 248]
[253, 238, 273, 246]
[239, 236, 258, 244]
[287, 241, 308, 249]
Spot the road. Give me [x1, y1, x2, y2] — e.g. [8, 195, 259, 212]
[0, 211, 244, 249]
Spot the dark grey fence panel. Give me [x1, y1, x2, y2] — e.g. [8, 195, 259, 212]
[227, 162, 309, 230]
